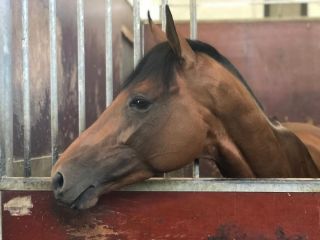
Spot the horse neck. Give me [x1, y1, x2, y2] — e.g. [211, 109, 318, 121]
[218, 109, 319, 177]
[196, 60, 317, 177]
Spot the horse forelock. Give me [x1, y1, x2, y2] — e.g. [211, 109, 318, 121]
[122, 42, 179, 90]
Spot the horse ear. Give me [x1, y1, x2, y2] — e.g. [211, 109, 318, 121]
[165, 5, 195, 68]
[148, 11, 167, 43]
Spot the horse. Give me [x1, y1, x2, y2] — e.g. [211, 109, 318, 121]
[51, 5, 320, 209]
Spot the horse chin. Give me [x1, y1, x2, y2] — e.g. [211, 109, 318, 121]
[70, 185, 102, 210]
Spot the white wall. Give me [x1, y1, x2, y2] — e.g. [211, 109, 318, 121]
[127, 0, 320, 21]
[309, 3, 320, 17]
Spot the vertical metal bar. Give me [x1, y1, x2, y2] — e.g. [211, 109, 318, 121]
[0, 4, 5, 177]
[160, 0, 169, 179]
[133, 0, 141, 68]
[193, 159, 200, 178]
[0, 0, 13, 177]
[22, 0, 31, 176]
[105, 0, 113, 107]
[141, 18, 144, 57]
[190, 0, 199, 178]
[190, 0, 197, 40]
[161, 0, 168, 31]
[77, 0, 86, 133]
[49, 0, 59, 165]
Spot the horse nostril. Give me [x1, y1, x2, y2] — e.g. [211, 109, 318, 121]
[52, 172, 64, 192]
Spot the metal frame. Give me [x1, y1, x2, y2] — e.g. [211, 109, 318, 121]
[0, 0, 319, 193]
[0, 177, 320, 192]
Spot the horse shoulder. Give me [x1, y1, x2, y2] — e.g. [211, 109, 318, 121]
[282, 122, 320, 174]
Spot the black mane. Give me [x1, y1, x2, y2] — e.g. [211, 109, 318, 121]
[122, 40, 263, 109]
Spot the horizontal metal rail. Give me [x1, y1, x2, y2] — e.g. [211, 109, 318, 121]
[1, 177, 320, 192]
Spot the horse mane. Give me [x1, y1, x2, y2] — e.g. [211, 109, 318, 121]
[122, 40, 264, 110]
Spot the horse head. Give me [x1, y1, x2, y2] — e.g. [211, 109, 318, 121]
[51, 6, 212, 209]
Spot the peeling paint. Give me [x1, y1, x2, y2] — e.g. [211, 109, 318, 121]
[66, 218, 118, 240]
[4, 195, 33, 216]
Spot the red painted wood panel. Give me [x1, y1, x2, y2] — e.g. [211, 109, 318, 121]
[2, 191, 320, 239]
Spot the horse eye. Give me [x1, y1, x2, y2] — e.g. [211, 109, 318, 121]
[129, 97, 152, 111]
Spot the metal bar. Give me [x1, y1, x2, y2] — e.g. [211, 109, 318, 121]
[141, 18, 145, 57]
[161, 0, 168, 31]
[193, 159, 200, 178]
[123, 178, 320, 192]
[0, 177, 51, 191]
[77, 0, 86, 133]
[105, 0, 113, 107]
[0, 0, 13, 177]
[189, 0, 199, 178]
[1, 177, 320, 192]
[190, 0, 197, 40]
[133, 0, 141, 68]
[22, 0, 31, 177]
[49, 0, 59, 165]
[161, 0, 168, 183]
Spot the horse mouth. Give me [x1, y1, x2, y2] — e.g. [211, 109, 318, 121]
[70, 185, 99, 210]
[67, 180, 117, 210]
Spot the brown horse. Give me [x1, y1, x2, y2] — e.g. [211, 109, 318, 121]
[51, 6, 320, 209]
